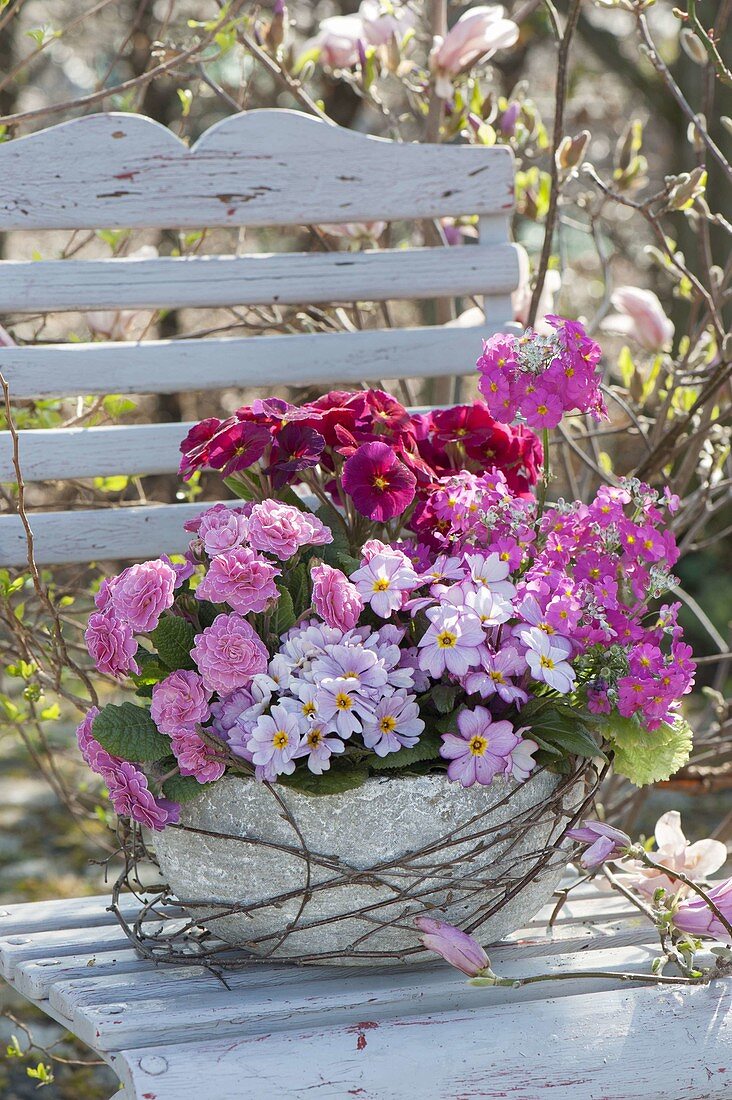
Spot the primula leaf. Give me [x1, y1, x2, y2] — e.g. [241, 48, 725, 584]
[431, 683, 460, 715]
[319, 543, 361, 577]
[368, 731, 443, 772]
[280, 763, 369, 797]
[151, 614, 197, 672]
[605, 714, 693, 787]
[532, 718, 605, 761]
[270, 584, 296, 637]
[196, 599, 221, 630]
[315, 502, 350, 554]
[162, 774, 213, 803]
[283, 562, 311, 618]
[93, 702, 170, 762]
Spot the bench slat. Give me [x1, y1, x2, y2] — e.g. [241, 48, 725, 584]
[0, 323, 497, 399]
[0, 246, 518, 313]
[0, 110, 514, 230]
[54, 942, 661, 1052]
[111, 983, 732, 1100]
[0, 501, 222, 566]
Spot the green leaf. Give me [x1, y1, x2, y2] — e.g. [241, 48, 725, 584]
[532, 716, 605, 761]
[604, 714, 693, 787]
[280, 763, 369, 797]
[319, 543, 361, 576]
[432, 683, 460, 715]
[283, 562, 311, 618]
[368, 731, 443, 772]
[93, 702, 170, 762]
[314, 502, 349, 554]
[162, 774, 213, 803]
[270, 585, 296, 636]
[151, 614, 197, 671]
[196, 598, 221, 630]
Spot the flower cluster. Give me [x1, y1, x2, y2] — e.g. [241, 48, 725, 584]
[477, 315, 607, 428]
[178, 390, 542, 520]
[78, 341, 696, 831]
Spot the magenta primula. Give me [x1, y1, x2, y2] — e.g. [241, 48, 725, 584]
[78, 327, 696, 830]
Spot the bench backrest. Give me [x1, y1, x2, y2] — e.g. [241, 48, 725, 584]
[0, 109, 519, 566]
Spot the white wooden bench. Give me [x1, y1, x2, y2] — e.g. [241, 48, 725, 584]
[2, 112, 729, 1098]
[0, 108, 519, 566]
[2, 882, 731, 1099]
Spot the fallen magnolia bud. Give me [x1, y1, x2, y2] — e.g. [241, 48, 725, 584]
[415, 916, 490, 976]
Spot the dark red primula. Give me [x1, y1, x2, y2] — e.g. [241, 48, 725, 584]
[341, 441, 417, 522]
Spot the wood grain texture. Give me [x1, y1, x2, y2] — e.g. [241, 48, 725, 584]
[0, 501, 224, 566]
[0, 323, 502, 399]
[112, 983, 732, 1100]
[0, 110, 515, 230]
[0, 247, 518, 313]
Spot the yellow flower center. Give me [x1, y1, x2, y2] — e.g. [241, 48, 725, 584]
[469, 735, 489, 756]
[436, 630, 457, 649]
[273, 730, 289, 749]
[335, 692, 353, 710]
[373, 475, 388, 491]
[307, 729, 323, 748]
[373, 578, 390, 592]
[537, 404, 548, 416]
[489, 670, 505, 684]
[379, 715, 397, 733]
[539, 621, 554, 634]
[539, 655, 555, 670]
[302, 701, 316, 717]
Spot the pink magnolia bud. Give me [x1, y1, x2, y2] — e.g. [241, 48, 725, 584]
[359, 0, 414, 47]
[602, 286, 674, 352]
[300, 15, 364, 70]
[673, 877, 732, 943]
[430, 6, 519, 98]
[566, 820, 631, 869]
[415, 916, 490, 976]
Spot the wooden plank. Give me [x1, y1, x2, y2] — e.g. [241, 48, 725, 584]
[111, 982, 732, 1100]
[0, 110, 515, 231]
[55, 942, 661, 1053]
[14, 948, 162, 1003]
[0, 323, 498, 400]
[0, 893, 154, 936]
[0, 500, 224, 566]
[0, 246, 518, 313]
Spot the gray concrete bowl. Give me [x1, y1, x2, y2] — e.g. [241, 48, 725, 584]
[154, 771, 580, 964]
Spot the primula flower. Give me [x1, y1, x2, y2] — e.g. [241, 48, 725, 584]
[315, 677, 373, 738]
[522, 627, 576, 694]
[248, 704, 303, 777]
[77, 707, 118, 775]
[209, 683, 271, 742]
[295, 722, 345, 775]
[195, 504, 249, 557]
[418, 607, 485, 678]
[85, 612, 139, 678]
[620, 811, 726, 898]
[463, 552, 516, 599]
[195, 546, 281, 615]
[508, 736, 539, 781]
[672, 878, 732, 943]
[178, 417, 222, 480]
[342, 441, 417, 522]
[192, 613, 268, 694]
[247, 500, 333, 560]
[351, 552, 420, 617]
[205, 419, 271, 477]
[415, 917, 489, 976]
[105, 759, 179, 831]
[266, 423, 326, 489]
[566, 820, 631, 868]
[312, 644, 388, 694]
[110, 558, 177, 633]
[311, 563, 364, 632]
[362, 692, 424, 756]
[440, 706, 519, 787]
[170, 728, 227, 784]
[150, 669, 212, 735]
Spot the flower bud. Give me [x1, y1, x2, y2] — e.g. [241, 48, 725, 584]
[680, 28, 708, 65]
[556, 129, 590, 171]
[415, 917, 490, 976]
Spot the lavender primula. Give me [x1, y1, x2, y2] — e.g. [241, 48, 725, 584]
[440, 707, 520, 788]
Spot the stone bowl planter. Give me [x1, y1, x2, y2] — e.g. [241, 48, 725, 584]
[154, 770, 582, 965]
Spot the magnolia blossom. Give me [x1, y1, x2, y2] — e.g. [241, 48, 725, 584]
[673, 878, 732, 943]
[430, 6, 519, 98]
[602, 286, 674, 352]
[567, 821, 631, 869]
[415, 917, 489, 976]
[620, 811, 726, 897]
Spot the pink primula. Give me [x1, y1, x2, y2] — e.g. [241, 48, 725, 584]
[440, 706, 519, 787]
[192, 613, 269, 694]
[85, 612, 139, 678]
[311, 562, 364, 631]
[247, 500, 333, 560]
[195, 546, 281, 615]
[150, 670, 212, 735]
[109, 558, 176, 633]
